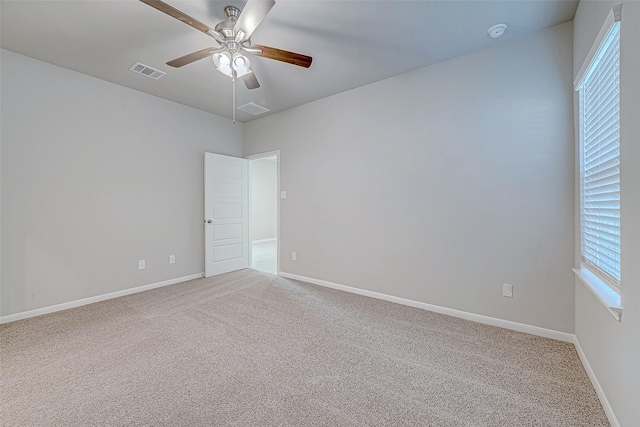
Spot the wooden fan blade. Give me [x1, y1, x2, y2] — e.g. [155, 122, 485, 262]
[166, 47, 217, 68]
[139, 0, 213, 35]
[254, 45, 312, 68]
[234, 0, 275, 39]
[243, 72, 260, 90]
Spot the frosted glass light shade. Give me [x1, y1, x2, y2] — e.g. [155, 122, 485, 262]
[212, 51, 233, 77]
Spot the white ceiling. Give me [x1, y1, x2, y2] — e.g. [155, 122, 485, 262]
[1, 0, 578, 123]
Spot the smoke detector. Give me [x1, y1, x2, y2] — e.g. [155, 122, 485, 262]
[487, 24, 508, 38]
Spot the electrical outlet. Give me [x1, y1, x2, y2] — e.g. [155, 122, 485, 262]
[291, 252, 297, 261]
[138, 260, 146, 270]
[169, 255, 176, 264]
[502, 283, 513, 298]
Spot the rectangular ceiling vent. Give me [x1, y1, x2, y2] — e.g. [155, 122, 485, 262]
[129, 62, 166, 80]
[237, 102, 270, 116]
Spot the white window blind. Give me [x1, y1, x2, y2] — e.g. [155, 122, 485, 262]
[578, 22, 621, 289]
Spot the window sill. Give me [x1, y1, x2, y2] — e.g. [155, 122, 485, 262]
[573, 268, 622, 322]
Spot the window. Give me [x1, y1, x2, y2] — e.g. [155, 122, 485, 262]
[576, 11, 621, 292]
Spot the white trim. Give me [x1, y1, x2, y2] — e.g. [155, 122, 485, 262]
[574, 3, 622, 89]
[573, 268, 622, 321]
[279, 272, 574, 343]
[0, 273, 204, 324]
[276, 153, 280, 275]
[574, 336, 620, 427]
[251, 238, 276, 244]
[245, 151, 280, 160]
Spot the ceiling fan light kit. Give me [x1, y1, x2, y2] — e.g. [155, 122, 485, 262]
[139, 0, 312, 123]
[212, 51, 252, 78]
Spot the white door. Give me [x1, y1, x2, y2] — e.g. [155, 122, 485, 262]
[204, 153, 248, 277]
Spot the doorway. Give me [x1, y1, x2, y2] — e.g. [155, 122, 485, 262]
[248, 152, 279, 274]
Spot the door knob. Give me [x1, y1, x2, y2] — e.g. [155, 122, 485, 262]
[206, 219, 213, 224]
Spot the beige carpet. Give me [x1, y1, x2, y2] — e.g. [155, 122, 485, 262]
[1, 269, 608, 426]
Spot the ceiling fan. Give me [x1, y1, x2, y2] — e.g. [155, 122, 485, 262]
[139, 0, 312, 92]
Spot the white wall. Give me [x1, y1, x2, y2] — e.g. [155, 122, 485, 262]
[245, 23, 575, 333]
[573, 1, 640, 425]
[0, 49, 243, 316]
[250, 157, 277, 242]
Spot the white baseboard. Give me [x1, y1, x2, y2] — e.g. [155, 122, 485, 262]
[0, 273, 204, 324]
[279, 272, 575, 343]
[574, 337, 619, 427]
[252, 238, 277, 244]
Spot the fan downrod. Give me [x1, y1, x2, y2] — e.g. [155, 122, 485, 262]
[215, 6, 242, 39]
[224, 6, 240, 22]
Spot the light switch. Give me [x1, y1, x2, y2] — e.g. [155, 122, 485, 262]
[281, 191, 287, 199]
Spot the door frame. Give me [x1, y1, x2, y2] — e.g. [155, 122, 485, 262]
[246, 150, 280, 275]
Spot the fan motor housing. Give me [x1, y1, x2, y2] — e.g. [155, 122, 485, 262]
[215, 6, 241, 39]
[215, 21, 235, 38]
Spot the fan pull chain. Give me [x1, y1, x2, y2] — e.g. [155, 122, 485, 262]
[232, 71, 236, 124]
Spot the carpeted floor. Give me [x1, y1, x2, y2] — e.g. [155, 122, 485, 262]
[1, 269, 609, 426]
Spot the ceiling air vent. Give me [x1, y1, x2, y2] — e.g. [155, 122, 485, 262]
[129, 62, 166, 80]
[236, 102, 270, 116]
